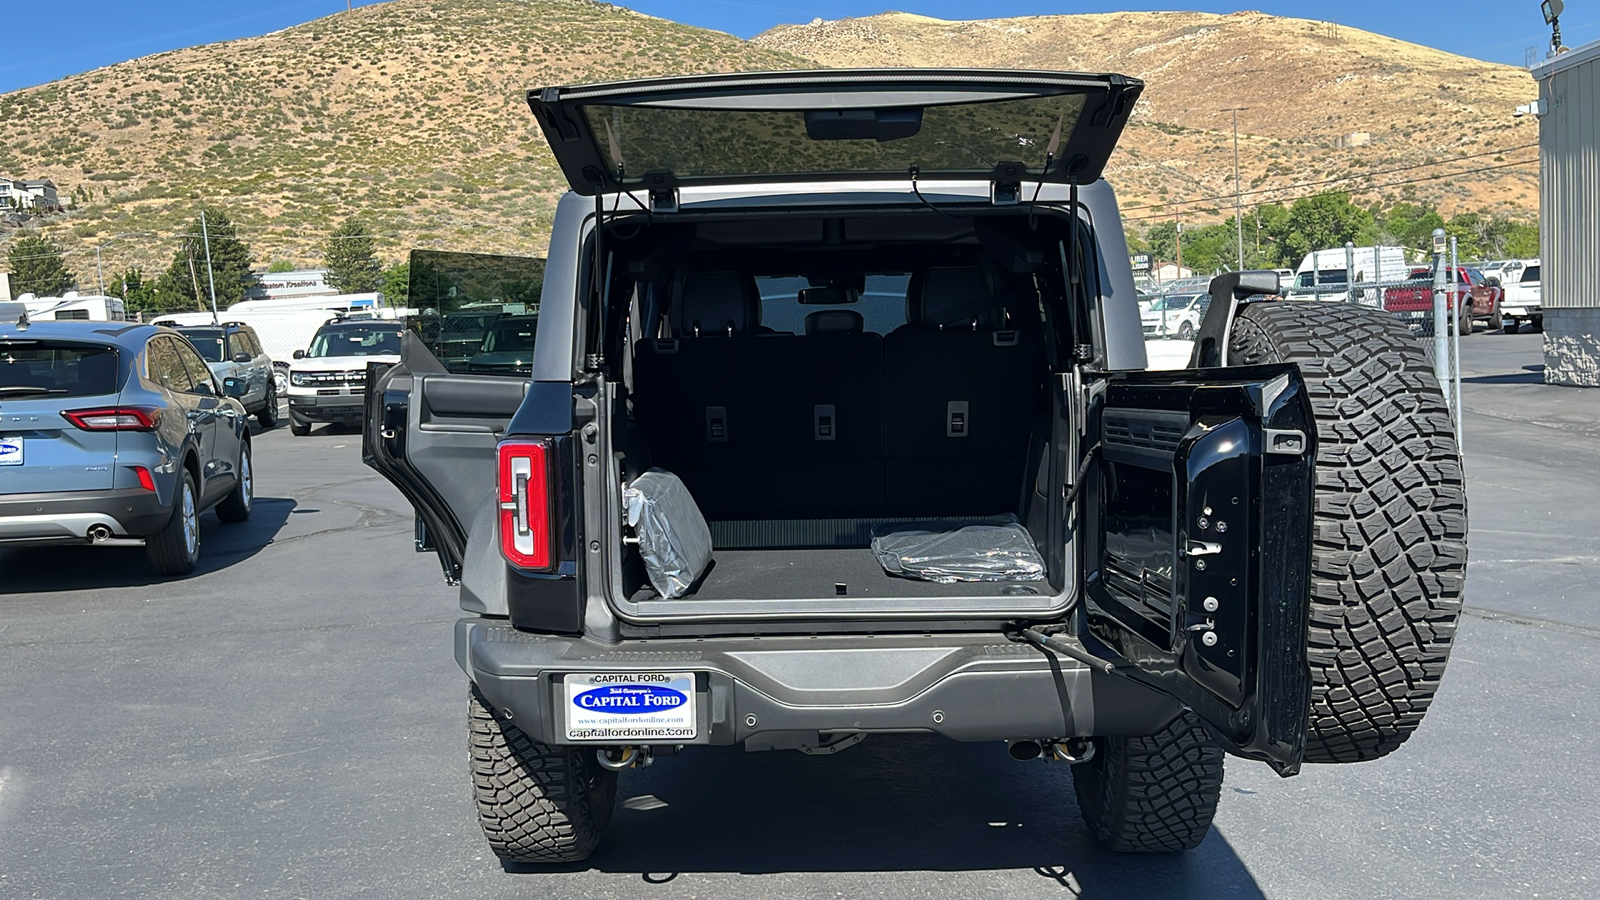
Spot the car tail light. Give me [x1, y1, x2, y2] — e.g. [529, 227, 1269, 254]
[498, 440, 552, 571]
[60, 407, 161, 431]
[131, 466, 156, 492]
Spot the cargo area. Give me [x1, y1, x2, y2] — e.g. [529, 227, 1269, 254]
[602, 210, 1085, 609]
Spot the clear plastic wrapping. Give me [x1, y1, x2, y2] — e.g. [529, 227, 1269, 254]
[871, 521, 1046, 584]
[623, 469, 714, 599]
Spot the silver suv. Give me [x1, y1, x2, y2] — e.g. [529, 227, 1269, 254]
[167, 322, 280, 428]
[362, 70, 1468, 863]
[0, 315, 254, 574]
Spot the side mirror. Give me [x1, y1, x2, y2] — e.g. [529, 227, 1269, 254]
[233, 351, 252, 363]
[222, 376, 247, 399]
[293, 349, 306, 359]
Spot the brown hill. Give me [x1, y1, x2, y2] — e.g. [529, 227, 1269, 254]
[0, 3, 1540, 286]
[0, 0, 807, 282]
[755, 11, 1541, 226]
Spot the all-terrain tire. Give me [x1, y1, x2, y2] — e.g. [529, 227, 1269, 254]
[146, 471, 201, 576]
[289, 416, 311, 437]
[469, 687, 617, 863]
[1072, 712, 1224, 853]
[1228, 302, 1467, 764]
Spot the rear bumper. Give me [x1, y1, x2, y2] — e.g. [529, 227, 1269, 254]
[0, 487, 169, 543]
[456, 618, 1178, 747]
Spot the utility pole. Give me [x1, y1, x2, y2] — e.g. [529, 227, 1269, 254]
[94, 245, 104, 296]
[200, 210, 220, 326]
[1175, 216, 1184, 277]
[1224, 106, 1249, 270]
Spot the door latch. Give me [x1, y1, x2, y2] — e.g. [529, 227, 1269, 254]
[1264, 428, 1307, 456]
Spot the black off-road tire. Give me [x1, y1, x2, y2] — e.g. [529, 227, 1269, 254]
[256, 383, 279, 428]
[1229, 302, 1467, 764]
[146, 471, 201, 576]
[469, 687, 617, 863]
[1073, 712, 1224, 853]
[289, 416, 311, 437]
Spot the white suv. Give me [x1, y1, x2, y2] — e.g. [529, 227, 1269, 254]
[286, 320, 404, 435]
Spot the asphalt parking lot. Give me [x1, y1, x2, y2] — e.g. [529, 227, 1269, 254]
[3, 332, 1597, 900]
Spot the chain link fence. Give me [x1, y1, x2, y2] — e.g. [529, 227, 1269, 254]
[1142, 238, 1469, 450]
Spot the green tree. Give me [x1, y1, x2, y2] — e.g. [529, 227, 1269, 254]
[1279, 193, 1376, 262]
[159, 209, 254, 311]
[6, 234, 76, 296]
[1377, 202, 1445, 253]
[323, 217, 382, 294]
[380, 260, 410, 306]
[1503, 220, 1539, 258]
[111, 268, 160, 314]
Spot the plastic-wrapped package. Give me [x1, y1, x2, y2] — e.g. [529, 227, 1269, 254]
[871, 521, 1046, 584]
[623, 470, 714, 599]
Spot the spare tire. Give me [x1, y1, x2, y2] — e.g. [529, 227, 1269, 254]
[1228, 302, 1467, 764]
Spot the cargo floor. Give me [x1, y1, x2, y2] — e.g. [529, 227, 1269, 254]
[630, 548, 1050, 602]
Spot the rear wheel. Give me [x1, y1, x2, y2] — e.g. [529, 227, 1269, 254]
[1072, 712, 1224, 853]
[1229, 302, 1467, 763]
[146, 471, 201, 576]
[1503, 318, 1519, 334]
[469, 687, 616, 863]
[1532, 315, 1543, 332]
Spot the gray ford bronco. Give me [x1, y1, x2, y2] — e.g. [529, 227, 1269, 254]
[363, 70, 1467, 862]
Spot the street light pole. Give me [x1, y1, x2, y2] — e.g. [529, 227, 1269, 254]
[1224, 106, 1249, 270]
[200, 210, 220, 326]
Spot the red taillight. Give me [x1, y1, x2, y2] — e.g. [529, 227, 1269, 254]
[498, 440, 552, 571]
[61, 407, 161, 431]
[131, 466, 156, 492]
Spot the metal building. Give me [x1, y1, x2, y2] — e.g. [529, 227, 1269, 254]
[1533, 39, 1600, 387]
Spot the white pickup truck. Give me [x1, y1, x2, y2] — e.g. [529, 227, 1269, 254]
[1500, 260, 1542, 333]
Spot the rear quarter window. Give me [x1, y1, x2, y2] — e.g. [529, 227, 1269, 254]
[0, 343, 122, 398]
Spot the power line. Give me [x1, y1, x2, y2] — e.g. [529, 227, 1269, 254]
[1119, 142, 1539, 215]
[1121, 156, 1540, 223]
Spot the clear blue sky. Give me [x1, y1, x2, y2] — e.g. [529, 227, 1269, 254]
[1, 0, 1592, 95]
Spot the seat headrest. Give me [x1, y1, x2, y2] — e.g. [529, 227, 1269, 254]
[914, 266, 994, 327]
[672, 271, 759, 337]
[804, 309, 864, 336]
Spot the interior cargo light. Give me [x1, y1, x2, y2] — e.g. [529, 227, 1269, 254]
[60, 407, 161, 431]
[497, 439, 553, 571]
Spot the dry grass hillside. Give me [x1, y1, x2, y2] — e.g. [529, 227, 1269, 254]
[0, 2, 1540, 282]
[0, 0, 807, 278]
[756, 11, 1541, 225]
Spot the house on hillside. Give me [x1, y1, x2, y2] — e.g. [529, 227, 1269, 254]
[1532, 39, 1600, 386]
[0, 177, 60, 211]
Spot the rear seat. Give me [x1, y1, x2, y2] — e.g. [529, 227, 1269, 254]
[636, 268, 1043, 522]
[633, 272, 768, 517]
[883, 266, 1045, 516]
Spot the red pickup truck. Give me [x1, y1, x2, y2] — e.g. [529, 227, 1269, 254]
[1383, 266, 1502, 334]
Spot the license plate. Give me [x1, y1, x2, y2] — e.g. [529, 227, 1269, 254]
[0, 437, 21, 466]
[563, 672, 696, 742]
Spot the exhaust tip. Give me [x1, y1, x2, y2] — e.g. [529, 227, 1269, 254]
[87, 525, 113, 542]
[1008, 740, 1043, 761]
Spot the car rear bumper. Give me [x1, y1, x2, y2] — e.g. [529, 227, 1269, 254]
[0, 487, 169, 543]
[456, 618, 1178, 747]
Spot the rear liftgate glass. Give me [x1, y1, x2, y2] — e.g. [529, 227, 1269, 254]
[1085, 364, 1316, 774]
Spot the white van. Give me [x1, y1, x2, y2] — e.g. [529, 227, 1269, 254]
[1287, 247, 1411, 304]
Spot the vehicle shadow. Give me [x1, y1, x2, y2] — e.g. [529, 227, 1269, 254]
[512, 736, 1266, 899]
[0, 497, 295, 593]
